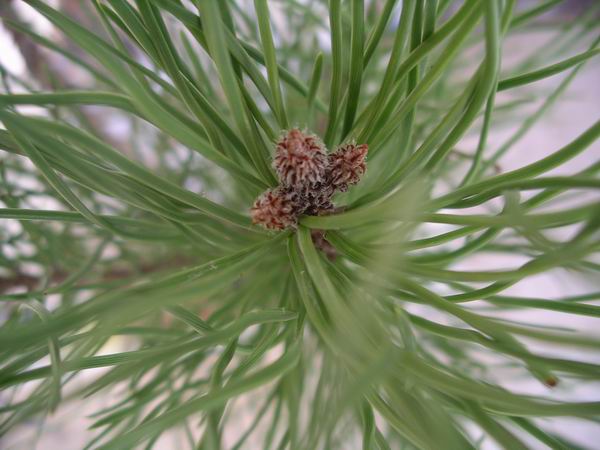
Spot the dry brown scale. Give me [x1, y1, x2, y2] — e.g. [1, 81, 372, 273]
[251, 128, 368, 231]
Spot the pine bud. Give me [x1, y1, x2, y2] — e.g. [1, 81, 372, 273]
[253, 130, 368, 232]
[328, 143, 368, 192]
[250, 187, 305, 230]
[302, 182, 335, 215]
[273, 129, 328, 189]
[311, 229, 337, 261]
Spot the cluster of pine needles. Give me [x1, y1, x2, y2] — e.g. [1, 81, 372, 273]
[1, 1, 600, 449]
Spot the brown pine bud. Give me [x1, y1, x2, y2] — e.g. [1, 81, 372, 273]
[311, 230, 337, 261]
[273, 129, 328, 190]
[328, 143, 368, 192]
[250, 187, 305, 230]
[302, 182, 335, 215]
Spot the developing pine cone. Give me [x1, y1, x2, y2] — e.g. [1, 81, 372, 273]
[302, 181, 335, 216]
[273, 128, 328, 191]
[328, 143, 368, 192]
[253, 130, 368, 232]
[250, 187, 306, 230]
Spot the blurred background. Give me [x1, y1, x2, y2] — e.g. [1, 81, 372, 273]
[1, 0, 599, 448]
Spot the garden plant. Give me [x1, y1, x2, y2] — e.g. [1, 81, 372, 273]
[1, 0, 600, 449]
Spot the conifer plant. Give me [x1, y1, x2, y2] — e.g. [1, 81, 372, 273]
[1, 1, 600, 449]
